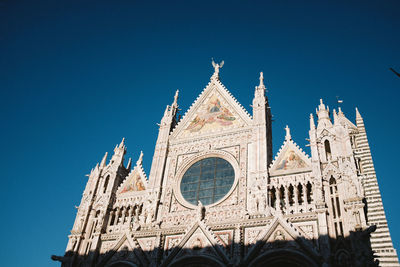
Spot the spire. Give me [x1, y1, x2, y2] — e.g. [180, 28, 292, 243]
[254, 72, 267, 103]
[211, 58, 224, 80]
[355, 107, 362, 120]
[355, 107, 364, 127]
[285, 125, 291, 141]
[126, 157, 132, 170]
[310, 113, 316, 129]
[100, 152, 108, 168]
[319, 99, 326, 110]
[137, 151, 143, 166]
[119, 138, 125, 149]
[333, 109, 339, 125]
[338, 107, 344, 116]
[316, 98, 332, 127]
[172, 89, 179, 108]
[111, 137, 127, 165]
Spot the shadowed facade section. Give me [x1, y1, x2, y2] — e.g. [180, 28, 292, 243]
[52, 227, 378, 266]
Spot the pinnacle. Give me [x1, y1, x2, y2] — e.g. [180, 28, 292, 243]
[173, 89, 179, 107]
[100, 152, 108, 167]
[126, 157, 132, 170]
[355, 107, 362, 119]
[338, 107, 344, 116]
[310, 113, 315, 129]
[137, 151, 144, 166]
[119, 137, 125, 148]
[318, 98, 326, 111]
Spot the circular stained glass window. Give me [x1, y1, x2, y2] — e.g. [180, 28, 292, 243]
[180, 157, 235, 206]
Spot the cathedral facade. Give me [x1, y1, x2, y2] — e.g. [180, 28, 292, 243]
[56, 63, 399, 267]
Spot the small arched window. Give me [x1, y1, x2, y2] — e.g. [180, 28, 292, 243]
[306, 182, 312, 204]
[324, 140, 332, 160]
[270, 187, 276, 209]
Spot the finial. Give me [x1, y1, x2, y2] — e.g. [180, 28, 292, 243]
[285, 125, 291, 141]
[259, 72, 265, 87]
[211, 58, 224, 80]
[100, 152, 108, 167]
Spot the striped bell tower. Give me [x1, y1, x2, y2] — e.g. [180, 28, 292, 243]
[355, 108, 399, 266]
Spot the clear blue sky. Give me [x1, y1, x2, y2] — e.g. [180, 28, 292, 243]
[1, 1, 399, 266]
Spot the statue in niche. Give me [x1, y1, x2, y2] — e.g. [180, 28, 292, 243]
[249, 193, 258, 213]
[259, 194, 266, 213]
[192, 237, 203, 250]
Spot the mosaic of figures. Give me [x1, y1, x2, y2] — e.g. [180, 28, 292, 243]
[184, 94, 240, 134]
[119, 169, 145, 193]
[276, 149, 307, 171]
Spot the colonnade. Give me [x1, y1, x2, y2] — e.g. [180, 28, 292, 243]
[269, 181, 314, 214]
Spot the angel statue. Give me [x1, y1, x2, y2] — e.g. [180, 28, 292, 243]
[211, 58, 224, 79]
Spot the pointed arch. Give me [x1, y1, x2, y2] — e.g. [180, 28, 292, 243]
[168, 255, 225, 267]
[328, 176, 344, 237]
[324, 139, 332, 160]
[248, 249, 319, 267]
[103, 175, 110, 193]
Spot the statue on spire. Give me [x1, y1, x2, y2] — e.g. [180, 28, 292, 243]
[285, 125, 291, 141]
[259, 72, 265, 87]
[211, 58, 224, 79]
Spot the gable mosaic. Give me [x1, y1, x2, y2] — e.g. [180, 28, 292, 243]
[185, 94, 237, 133]
[275, 149, 307, 171]
[53, 62, 399, 267]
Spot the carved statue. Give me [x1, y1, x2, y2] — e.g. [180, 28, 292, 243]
[211, 59, 224, 79]
[197, 200, 205, 220]
[259, 194, 266, 213]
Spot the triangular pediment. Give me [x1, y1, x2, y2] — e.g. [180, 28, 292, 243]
[243, 214, 320, 264]
[171, 79, 252, 139]
[161, 220, 229, 266]
[117, 155, 148, 195]
[270, 138, 311, 175]
[99, 233, 147, 267]
[117, 168, 146, 194]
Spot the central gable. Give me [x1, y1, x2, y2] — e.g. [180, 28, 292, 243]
[171, 80, 252, 139]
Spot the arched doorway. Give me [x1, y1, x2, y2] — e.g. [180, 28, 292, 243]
[248, 249, 319, 267]
[168, 255, 225, 267]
